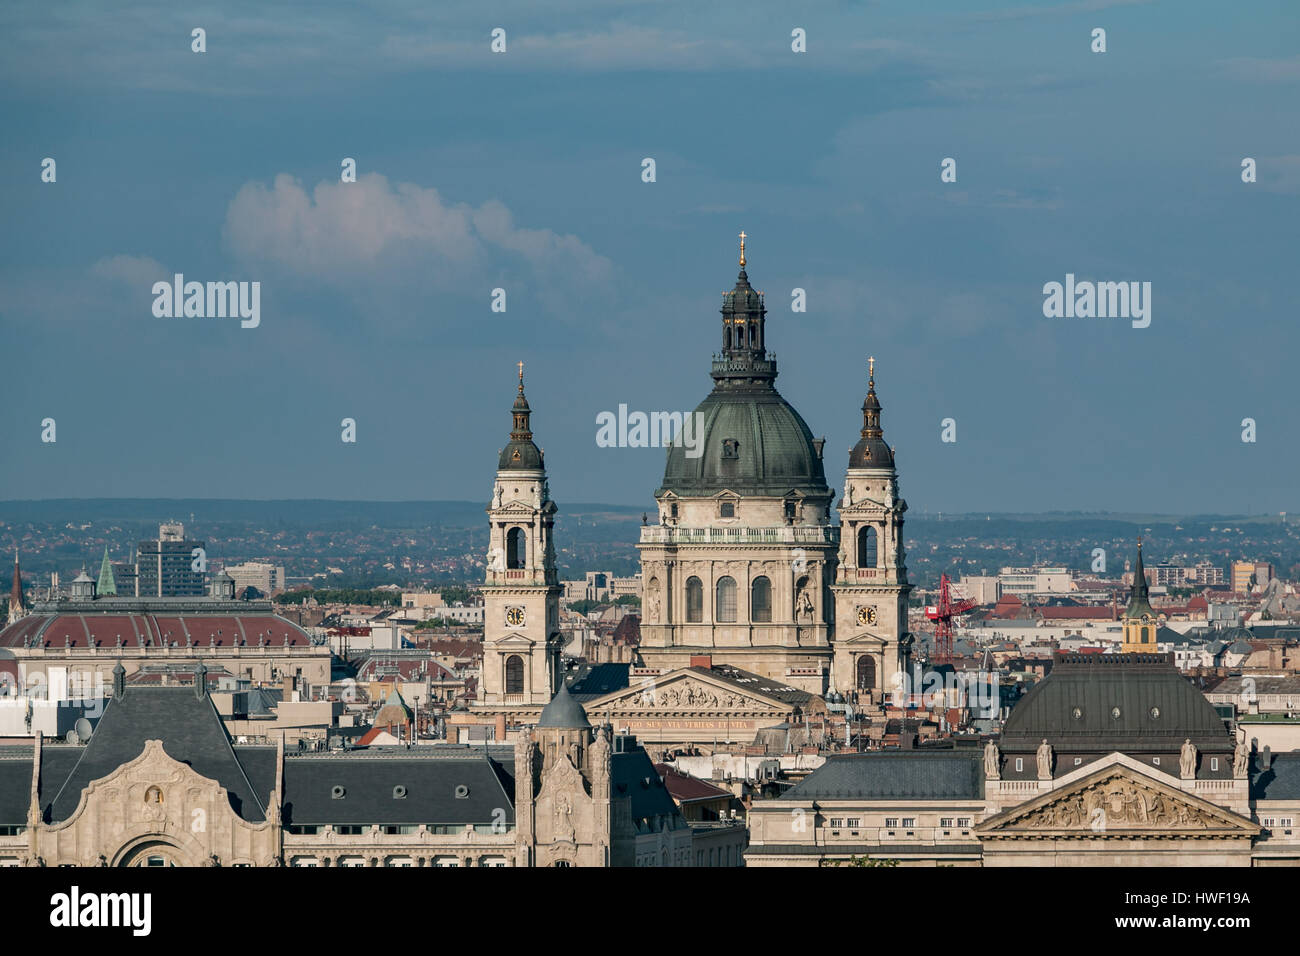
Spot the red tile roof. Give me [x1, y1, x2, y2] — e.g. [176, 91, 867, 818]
[0, 612, 313, 649]
[654, 763, 732, 803]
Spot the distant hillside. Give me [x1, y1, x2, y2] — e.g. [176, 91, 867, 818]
[0, 498, 642, 528]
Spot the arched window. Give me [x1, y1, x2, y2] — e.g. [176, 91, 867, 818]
[505, 655, 524, 694]
[857, 526, 877, 567]
[716, 576, 737, 623]
[751, 576, 772, 623]
[686, 577, 703, 623]
[506, 527, 525, 569]
[856, 655, 876, 691]
[723, 327, 731, 349]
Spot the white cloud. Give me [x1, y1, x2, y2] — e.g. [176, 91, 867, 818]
[221, 172, 614, 327]
[90, 254, 168, 286]
[224, 172, 612, 284]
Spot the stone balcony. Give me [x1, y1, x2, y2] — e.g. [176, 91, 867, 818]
[639, 526, 839, 546]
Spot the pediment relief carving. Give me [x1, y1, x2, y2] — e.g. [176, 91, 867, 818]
[986, 768, 1255, 835]
[590, 675, 782, 713]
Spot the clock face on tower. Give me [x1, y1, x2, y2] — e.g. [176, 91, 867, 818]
[856, 606, 877, 627]
[505, 606, 526, 628]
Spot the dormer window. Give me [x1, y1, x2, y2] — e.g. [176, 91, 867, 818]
[721, 439, 739, 460]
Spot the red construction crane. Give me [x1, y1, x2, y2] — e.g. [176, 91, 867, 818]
[925, 574, 977, 665]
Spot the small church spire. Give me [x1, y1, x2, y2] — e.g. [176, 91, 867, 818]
[97, 547, 117, 597]
[861, 356, 883, 440]
[511, 362, 533, 441]
[7, 551, 23, 625]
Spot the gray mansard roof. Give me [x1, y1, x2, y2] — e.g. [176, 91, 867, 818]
[781, 751, 984, 801]
[281, 750, 516, 827]
[999, 653, 1232, 754]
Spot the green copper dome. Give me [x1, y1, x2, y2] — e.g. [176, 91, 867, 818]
[658, 248, 828, 499]
[660, 388, 828, 497]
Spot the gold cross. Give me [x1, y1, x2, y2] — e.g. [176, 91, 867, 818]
[517, 361, 524, 391]
[738, 230, 747, 266]
[868, 355, 875, 383]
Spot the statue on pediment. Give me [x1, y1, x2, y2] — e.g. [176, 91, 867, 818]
[1233, 731, 1249, 779]
[1180, 739, 1197, 779]
[983, 740, 999, 780]
[1036, 739, 1052, 779]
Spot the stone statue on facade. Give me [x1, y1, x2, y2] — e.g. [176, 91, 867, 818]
[1233, 732, 1250, 779]
[1180, 739, 1197, 779]
[984, 740, 1000, 780]
[796, 589, 814, 623]
[1036, 739, 1052, 779]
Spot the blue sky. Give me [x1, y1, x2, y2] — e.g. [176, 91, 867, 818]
[1, 0, 1297, 513]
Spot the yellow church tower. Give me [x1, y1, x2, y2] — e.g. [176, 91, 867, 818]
[1121, 539, 1159, 653]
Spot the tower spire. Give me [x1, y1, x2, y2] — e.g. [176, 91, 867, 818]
[847, 354, 894, 469]
[716, 234, 772, 383]
[8, 550, 23, 625]
[97, 546, 117, 597]
[1125, 538, 1154, 618]
[499, 363, 544, 471]
[861, 357, 883, 440]
[511, 362, 532, 441]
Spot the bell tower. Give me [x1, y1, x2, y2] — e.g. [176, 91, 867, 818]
[830, 358, 911, 705]
[478, 364, 564, 716]
[1121, 540, 1159, 653]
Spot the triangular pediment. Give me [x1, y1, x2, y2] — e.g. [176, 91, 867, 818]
[487, 632, 535, 650]
[978, 760, 1258, 837]
[837, 630, 887, 647]
[582, 669, 790, 715]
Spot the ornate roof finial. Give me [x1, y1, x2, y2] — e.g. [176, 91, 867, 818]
[738, 230, 747, 267]
[868, 355, 875, 388]
[517, 360, 524, 393]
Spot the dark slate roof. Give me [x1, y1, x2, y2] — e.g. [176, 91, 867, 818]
[232, 746, 278, 806]
[781, 752, 984, 801]
[42, 686, 269, 824]
[568, 663, 631, 702]
[281, 751, 515, 826]
[611, 749, 679, 821]
[694, 664, 812, 705]
[999, 653, 1232, 754]
[0, 748, 33, 825]
[538, 682, 591, 729]
[1251, 753, 1300, 801]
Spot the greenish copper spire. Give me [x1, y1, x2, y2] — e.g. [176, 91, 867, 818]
[97, 547, 117, 597]
[1125, 538, 1154, 619]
